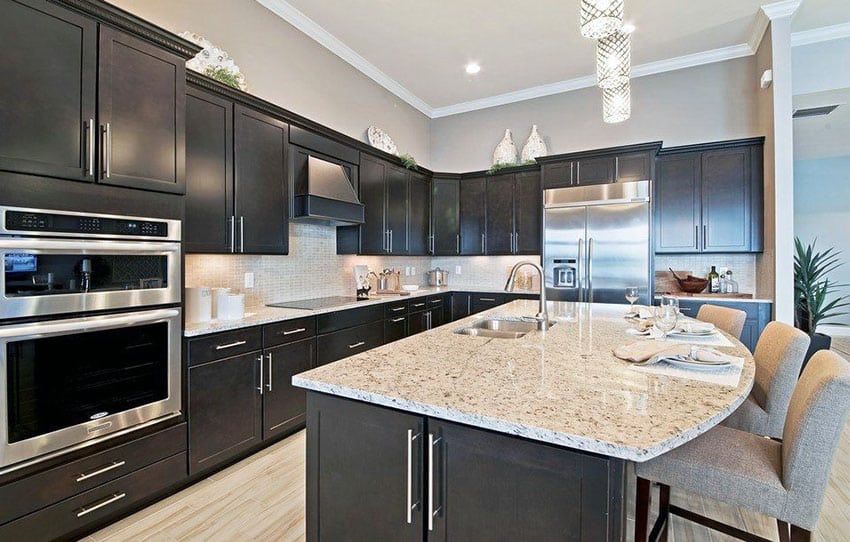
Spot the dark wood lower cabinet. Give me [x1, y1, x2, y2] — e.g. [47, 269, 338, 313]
[471, 293, 506, 314]
[316, 321, 384, 365]
[263, 338, 316, 439]
[306, 392, 626, 542]
[385, 315, 408, 343]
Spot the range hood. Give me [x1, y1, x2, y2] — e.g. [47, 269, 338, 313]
[292, 156, 365, 226]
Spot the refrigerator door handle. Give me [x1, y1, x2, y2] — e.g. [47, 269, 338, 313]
[577, 237, 584, 303]
[587, 238, 594, 304]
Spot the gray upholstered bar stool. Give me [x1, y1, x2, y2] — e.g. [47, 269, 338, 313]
[724, 321, 810, 439]
[696, 304, 747, 340]
[634, 350, 850, 542]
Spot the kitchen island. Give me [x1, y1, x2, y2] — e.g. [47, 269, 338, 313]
[293, 300, 755, 541]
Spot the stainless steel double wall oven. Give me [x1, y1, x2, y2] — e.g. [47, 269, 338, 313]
[0, 206, 182, 470]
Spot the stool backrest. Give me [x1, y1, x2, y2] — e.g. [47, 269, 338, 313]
[696, 304, 747, 339]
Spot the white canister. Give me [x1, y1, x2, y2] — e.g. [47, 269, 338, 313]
[217, 293, 245, 321]
[185, 287, 212, 323]
[211, 287, 231, 318]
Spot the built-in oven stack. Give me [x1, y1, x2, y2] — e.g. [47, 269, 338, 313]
[0, 206, 183, 470]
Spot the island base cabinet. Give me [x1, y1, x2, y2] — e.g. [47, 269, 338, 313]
[306, 392, 626, 542]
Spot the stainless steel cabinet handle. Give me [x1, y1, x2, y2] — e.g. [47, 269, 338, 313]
[695, 225, 699, 250]
[577, 237, 584, 303]
[389, 230, 394, 253]
[348, 341, 365, 349]
[257, 354, 264, 394]
[86, 119, 95, 176]
[428, 433, 443, 531]
[430, 299, 441, 304]
[282, 328, 306, 335]
[215, 340, 247, 350]
[76, 492, 126, 518]
[230, 216, 236, 253]
[429, 234, 434, 254]
[481, 233, 485, 253]
[266, 352, 273, 391]
[588, 238, 595, 304]
[412, 302, 425, 308]
[391, 317, 405, 323]
[427, 311, 433, 329]
[514, 232, 519, 253]
[101, 123, 111, 179]
[703, 225, 707, 248]
[390, 307, 405, 312]
[239, 216, 245, 253]
[479, 297, 496, 302]
[76, 460, 126, 482]
[456, 234, 460, 253]
[406, 429, 420, 524]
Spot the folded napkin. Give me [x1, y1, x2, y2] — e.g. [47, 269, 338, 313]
[613, 341, 691, 364]
[687, 347, 739, 364]
[678, 320, 716, 333]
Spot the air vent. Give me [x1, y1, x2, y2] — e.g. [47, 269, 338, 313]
[793, 105, 840, 118]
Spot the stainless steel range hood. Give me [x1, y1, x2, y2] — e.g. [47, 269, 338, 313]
[292, 156, 365, 226]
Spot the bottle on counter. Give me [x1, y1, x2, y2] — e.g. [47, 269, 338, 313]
[719, 272, 728, 294]
[726, 270, 739, 294]
[708, 266, 720, 294]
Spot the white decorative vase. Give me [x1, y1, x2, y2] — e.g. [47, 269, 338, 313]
[521, 125, 548, 162]
[492, 129, 518, 166]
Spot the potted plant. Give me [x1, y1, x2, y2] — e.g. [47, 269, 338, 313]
[794, 237, 850, 371]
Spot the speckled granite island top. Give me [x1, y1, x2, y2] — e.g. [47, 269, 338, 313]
[293, 300, 755, 462]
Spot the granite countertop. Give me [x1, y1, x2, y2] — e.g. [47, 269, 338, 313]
[183, 286, 539, 337]
[292, 300, 755, 462]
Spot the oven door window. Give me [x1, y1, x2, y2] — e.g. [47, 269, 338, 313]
[6, 322, 169, 443]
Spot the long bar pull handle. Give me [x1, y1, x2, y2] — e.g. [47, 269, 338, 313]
[390, 307, 405, 312]
[406, 429, 421, 524]
[456, 234, 460, 254]
[266, 352, 273, 391]
[257, 354, 264, 394]
[390, 230, 394, 253]
[230, 216, 236, 253]
[100, 123, 111, 179]
[703, 225, 707, 249]
[86, 119, 95, 177]
[577, 237, 584, 303]
[282, 327, 307, 335]
[76, 492, 126, 518]
[348, 341, 365, 349]
[588, 238, 594, 304]
[239, 216, 245, 253]
[76, 460, 126, 483]
[428, 433, 443, 531]
[514, 232, 519, 253]
[478, 298, 496, 302]
[695, 225, 699, 250]
[215, 340, 247, 350]
[391, 317, 405, 323]
[481, 233, 485, 254]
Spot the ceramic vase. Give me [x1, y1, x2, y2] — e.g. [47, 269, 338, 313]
[492, 129, 518, 166]
[521, 125, 548, 162]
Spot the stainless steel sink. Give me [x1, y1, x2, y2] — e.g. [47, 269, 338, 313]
[454, 318, 555, 339]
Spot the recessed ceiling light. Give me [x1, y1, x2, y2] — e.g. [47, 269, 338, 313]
[622, 23, 636, 34]
[465, 62, 481, 75]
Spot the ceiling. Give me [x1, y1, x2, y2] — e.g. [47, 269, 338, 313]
[257, 0, 850, 117]
[794, 88, 850, 160]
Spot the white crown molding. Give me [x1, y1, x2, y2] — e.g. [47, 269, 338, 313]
[791, 22, 850, 47]
[760, 0, 802, 21]
[749, 10, 771, 52]
[254, 0, 434, 117]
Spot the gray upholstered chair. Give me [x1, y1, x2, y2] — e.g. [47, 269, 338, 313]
[696, 304, 747, 340]
[724, 321, 810, 439]
[634, 350, 850, 542]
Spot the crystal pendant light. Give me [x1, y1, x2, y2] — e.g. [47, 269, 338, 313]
[580, 0, 624, 39]
[602, 82, 631, 124]
[596, 28, 631, 89]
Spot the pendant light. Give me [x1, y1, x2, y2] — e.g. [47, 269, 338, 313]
[580, 0, 624, 39]
[596, 27, 631, 89]
[602, 82, 631, 124]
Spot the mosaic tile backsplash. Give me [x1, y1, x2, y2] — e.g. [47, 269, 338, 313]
[186, 223, 762, 311]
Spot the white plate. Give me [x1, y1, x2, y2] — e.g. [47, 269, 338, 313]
[665, 358, 731, 371]
[669, 329, 717, 337]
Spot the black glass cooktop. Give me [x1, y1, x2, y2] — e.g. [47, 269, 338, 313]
[267, 296, 363, 310]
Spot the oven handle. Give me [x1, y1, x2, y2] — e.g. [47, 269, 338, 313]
[0, 308, 180, 340]
[0, 238, 180, 254]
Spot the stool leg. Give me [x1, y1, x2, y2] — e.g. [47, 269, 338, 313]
[790, 525, 812, 542]
[635, 477, 651, 542]
[777, 519, 790, 542]
[658, 483, 671, 542]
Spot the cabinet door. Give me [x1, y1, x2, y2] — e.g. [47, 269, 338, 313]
[541, 161, 573, 189]
[514, 171, 542, 254]
[452, 293, 471, 321]
[0, 0, 96, 182]
[306, 393, 425, 542]
[185, 88, 233, 253]
[655, 153, 701, 253]
[408, 310, 429, 336]
[575, 156, 615, 185]
[234, 105, 288, 254]
[459, 177, 487, 255]
[188, 352, 262, 475]
[263, 338, 315, 440]
[701, 148, 752, 252]
[386, 164, 410, 254]
[408, 173, 431, 255]
[427, 419, 622, 541]
[486, 174, 515, 255]
[432, 178, 460, 255]
[615, 151, 653, 182]
[385, 316, 408, 343]
[98, 27, 185, 193]
[359, 154, 388, 254]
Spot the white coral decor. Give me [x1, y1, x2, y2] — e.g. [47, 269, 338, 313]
[179, 31, 248, 91]
[521, 125, 548, 162]
[492, 129, 518, 166]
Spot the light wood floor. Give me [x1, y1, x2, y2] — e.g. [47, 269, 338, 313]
[87, 349, 850, 542]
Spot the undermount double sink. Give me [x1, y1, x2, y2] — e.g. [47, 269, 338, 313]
[455, 317, 555, 339]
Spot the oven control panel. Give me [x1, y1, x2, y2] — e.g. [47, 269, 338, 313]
[5, 210, 169, 237]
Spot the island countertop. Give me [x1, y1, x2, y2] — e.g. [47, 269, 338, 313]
[292, 300, 755, 462]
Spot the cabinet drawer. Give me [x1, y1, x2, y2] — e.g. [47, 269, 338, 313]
[317, 304, 384, 334]
[471, 294, 507, 314]
[426, 295, 445, 308]
[384, 316, 408, 344]
[0, 423, 186, 524]
[383, 300, 409, 317]
[263, 316, 317, 348]
[317, 322, 384, 365]
[0, 453, 187, 541]
[188, 327, 262, 366]
[409, 299, 428, 313]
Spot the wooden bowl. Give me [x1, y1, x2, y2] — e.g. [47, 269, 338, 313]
[675, 277, 709, 293]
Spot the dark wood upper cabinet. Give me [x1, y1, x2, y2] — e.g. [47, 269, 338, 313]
[485, 175, 515, 255]
[541, 161, 573, 189]
[616, 151, 654, 183]
[459, 176, 486, 255]
[234, 105, 289, 254]
[0, 0, 97, 182]
[386, 164, 410, 254]
[575, 156, 615, 185]
[514, 170, 542, 254]
[432, 177, 460, 255]
[408, 172, 431, 255]
[539, 142, 660, 189]
[98, 27, 185, 194]
[358, 154, 387, 254]
[185, 88, 233, 253]
[655, 138, 764, 254]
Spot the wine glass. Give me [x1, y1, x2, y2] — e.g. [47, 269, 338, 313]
[625, 287, 640, 314]
[655, 305, 679, 341]
[660, 295, 680, 314]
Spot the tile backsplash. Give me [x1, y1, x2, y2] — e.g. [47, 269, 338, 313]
[186, 223, 763, 311]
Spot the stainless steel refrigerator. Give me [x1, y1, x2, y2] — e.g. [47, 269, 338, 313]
[543, 180, 652, 305]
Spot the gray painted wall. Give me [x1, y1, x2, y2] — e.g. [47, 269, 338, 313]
[109, 0, 432, 167]
[429, 57, 760, 172]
